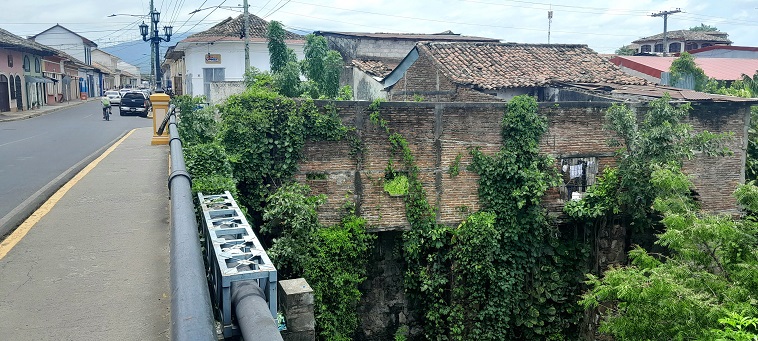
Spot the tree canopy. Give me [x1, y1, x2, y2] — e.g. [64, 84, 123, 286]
[689, 23, 719, 32]
[670, 52, 709, 91]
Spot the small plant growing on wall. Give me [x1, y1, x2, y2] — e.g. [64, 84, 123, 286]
[448, 152, 462, 177]
[384, 175, 409, 196]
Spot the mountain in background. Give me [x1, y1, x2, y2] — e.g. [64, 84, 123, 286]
[101, 32, 192, 74]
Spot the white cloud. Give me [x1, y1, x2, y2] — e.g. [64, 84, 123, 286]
[3, 0, 757, 53]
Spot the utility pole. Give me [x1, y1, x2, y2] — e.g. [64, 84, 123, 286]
[243, 0, 250, 71]
[651, 8, 681, 56]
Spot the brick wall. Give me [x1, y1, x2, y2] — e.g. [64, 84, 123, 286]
[298, 100, 748, 340]
[387, 52, 500, 102]
[299, 100, 748, 229]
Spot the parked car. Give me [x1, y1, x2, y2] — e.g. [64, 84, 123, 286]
[104, 90, 121, 105]
[120, 92, 151, 117]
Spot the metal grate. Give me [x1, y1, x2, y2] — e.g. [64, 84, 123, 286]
[199, 191, 277, 338]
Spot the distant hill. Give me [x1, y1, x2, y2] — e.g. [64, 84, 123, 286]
[101, 32, 192, 74]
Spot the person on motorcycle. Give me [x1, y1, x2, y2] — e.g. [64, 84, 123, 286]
[101, 96, 111, 120]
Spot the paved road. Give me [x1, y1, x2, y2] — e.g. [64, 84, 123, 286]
[0, 101, 151, 236]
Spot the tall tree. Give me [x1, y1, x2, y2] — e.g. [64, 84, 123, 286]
[302, 34, 328, 85]
[320, 50, 343, 98]
[301, 34, 344, 98]
[266, 21, 289, 73]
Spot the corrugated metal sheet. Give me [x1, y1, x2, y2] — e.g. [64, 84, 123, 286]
[567, 82, 758, 103]
[611, 56, 758, 81]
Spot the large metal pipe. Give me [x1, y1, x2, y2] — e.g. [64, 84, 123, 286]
[167, 112, 216, 340]
[231, 281, 283, 341]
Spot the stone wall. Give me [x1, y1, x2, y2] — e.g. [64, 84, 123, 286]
[209, 81, 246, 105]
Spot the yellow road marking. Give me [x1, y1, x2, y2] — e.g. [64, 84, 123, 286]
[0, 129, 136, 260]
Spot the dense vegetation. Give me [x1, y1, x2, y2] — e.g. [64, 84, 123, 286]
[173, 82, 373, 340]
[171, 23, 758, 339]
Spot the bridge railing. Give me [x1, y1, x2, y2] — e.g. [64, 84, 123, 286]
[163, 105, 217, 340]
[161, 105, 282, 341]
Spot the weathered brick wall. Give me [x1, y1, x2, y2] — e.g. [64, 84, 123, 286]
[682, 103, 748, 214]
[299, 100, 747, 229]
[387, 52, 501, 103]
[297, 100, 748, 340]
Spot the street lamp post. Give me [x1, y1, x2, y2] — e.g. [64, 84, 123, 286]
[140, 9, 172, 90]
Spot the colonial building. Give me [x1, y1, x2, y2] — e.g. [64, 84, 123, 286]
[30, 24, 100, 98]
[172, 13, 305, 101]
[0, 27, 56, 112]
[631, 29, 732, 55]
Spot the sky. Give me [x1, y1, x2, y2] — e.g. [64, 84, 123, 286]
[3, 0, 758, 66]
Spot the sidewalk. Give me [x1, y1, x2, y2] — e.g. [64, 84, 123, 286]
[0, 127, 170, 340]
[0, 98, 98, 122]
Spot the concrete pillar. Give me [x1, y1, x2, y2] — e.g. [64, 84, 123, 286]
[150, 92, 170, 145]
[278, 278, 315, 341]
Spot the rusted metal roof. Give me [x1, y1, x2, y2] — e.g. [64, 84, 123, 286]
[568, 82, 758, 103]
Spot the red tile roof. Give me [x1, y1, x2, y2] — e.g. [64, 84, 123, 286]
[316, 31, 499, 42]
[352, 59, 398, 78]
[417, 42, 646, 89]
[610, 56, 758, 81]
[633, 30, 731, 44]
[183, 14, 303, 43]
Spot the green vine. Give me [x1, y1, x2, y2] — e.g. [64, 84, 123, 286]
[369, 95, 588, 339]
[448, 152, 462, 177]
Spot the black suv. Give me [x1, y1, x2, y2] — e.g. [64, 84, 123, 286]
[120, 92, 152, 117]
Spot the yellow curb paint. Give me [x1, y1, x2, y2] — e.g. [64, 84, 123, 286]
[0, 129, 137, 260]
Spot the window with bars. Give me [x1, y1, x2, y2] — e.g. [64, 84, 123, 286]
[558, 157, 598, 201]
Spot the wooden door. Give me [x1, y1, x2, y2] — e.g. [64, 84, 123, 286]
[0, 75, 10, 112]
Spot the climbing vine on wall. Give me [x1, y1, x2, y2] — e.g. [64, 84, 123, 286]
[369, 96, 588, 340]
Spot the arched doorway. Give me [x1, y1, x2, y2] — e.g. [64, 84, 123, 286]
[15, 76, 22, 110]
[0, 75, 10, 112]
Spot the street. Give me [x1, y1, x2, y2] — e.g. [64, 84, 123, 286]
[0, 101, 152, 236]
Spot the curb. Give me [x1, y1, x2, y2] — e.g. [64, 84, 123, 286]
[0, 130, 130, 239]
[0, 99, 97, 122]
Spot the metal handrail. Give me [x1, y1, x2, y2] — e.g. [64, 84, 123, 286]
[166, 106, 216, 340]
[157, 104, 174, 136]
